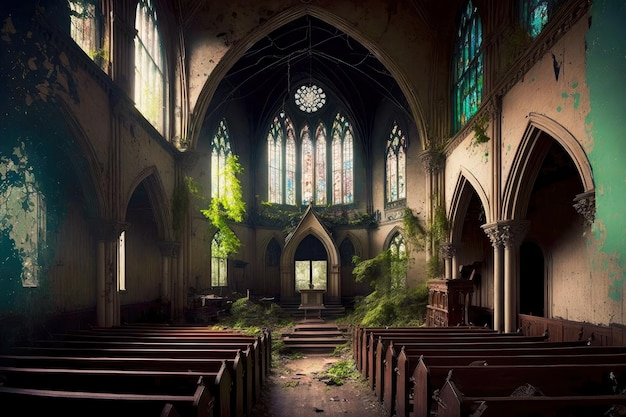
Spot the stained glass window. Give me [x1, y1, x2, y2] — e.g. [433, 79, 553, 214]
[519, 0, 564, 38]
[389, 232, 407, 290]
[294, 84, 327, 113]
[301, 125, 314, 205]
[69, 0, 99, 60]
[315, 123, 327, 205]
[211, 119, 232, 199]
[267, 111, 354, 207]
[285, 119, 296, 205]
[331, 113, 354, 204]
[386, 121, 407, 204]
[135, 0, 166, 134]
[453, 0, 483, 132]
[267, 117, 283, 204]
[211, 233, 227, 287]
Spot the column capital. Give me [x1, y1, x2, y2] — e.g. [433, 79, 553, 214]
[439, 242, 457, 259]
[481, 220, 530, 248]
[418, 149, 445, 174]
[573, 190, 595, 226]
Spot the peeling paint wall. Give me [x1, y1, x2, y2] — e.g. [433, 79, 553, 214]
[586, 0, 626, 321]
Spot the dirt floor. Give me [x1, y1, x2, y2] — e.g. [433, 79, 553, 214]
[248, 353, 389, 417]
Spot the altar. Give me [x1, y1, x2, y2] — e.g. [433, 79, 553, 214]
[298, 288, 326, 319]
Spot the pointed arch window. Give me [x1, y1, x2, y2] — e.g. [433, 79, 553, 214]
[314, 123, 327, 205]
[134, 0, 166, 134]
[453, 0, 483, 132]
[69, 0, 100, 61]
[211, 233, 227, 287]
[211, 119, 232, 199]
[518, 0, 564, 38]
[385, 121, 407, 205]
[389, 232, 407, 290]
[332, 113, 354, 204]
[266, 111, 354, 206]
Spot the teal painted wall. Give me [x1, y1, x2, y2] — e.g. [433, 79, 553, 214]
[586, 0, 626, 300]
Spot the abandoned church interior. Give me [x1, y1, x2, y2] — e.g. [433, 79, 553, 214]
[2, 0, 626, 402]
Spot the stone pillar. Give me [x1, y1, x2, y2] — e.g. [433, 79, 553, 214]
[158, 242, 178, 315]
[483, 220, 529, 333]
[500, 220, 529, 333]
[90, 220, 128, 327]
[482, 222, 505, 332]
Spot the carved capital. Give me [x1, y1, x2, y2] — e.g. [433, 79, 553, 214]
[419, 149, 445, 174]
[439, 242, 456, 259]
[481, 220, 529, 248]
[573, 190, 595, 226]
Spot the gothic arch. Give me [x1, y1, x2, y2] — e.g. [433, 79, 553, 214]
[124, 167, 173, 241]
[188, 4, 426, 149]
[280, 205, 341, 302]
[383, 226, 405, 250]
[55, 98, 105, 219]
[449, 168, 491, 244]
[503, 113, 594, 220]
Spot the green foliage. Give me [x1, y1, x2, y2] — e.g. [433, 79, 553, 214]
[348, 284, 429, 327]
[217, 297, 292, 335]
[472, 114, 490, 145]
[322, 359, 359, 386]
[201, 155, 246, 258]
[426, 203, 449, 279]
[252, 200, 378, 233]
[403, 207, 426, 251]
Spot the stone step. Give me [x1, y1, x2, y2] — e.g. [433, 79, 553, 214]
[280, 320, 350, 353]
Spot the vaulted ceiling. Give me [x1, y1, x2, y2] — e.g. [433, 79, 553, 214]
[206, 15, 410, 138]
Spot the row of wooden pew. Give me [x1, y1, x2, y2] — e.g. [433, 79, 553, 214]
[0, 323, 271, 417]
[352, 325, 626, 417]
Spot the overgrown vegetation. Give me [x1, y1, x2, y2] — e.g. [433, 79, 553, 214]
[201, 155, 246, 258]
[426, 203, 450, 279]
[320, 359, 360, 386]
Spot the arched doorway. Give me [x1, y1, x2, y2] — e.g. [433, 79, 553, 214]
[294, 235, 328, 291]
[519, 241, 545, 317]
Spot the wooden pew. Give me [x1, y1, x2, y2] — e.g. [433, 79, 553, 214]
[379, 339, 590, 417]
[0, 363, 232, 417]
[356, 326, 495, 375]
[369, 331, 548, 399]
[401, 350, 626, 417]
[436, 376, 626, 417]
[0, 381, 214, 417]
[414, 360, 626, 417]
[31, 338, 264, 401]
[0, 352, 247, 417]
[74, 326, 272, 379]
[395, 344, 626, 417]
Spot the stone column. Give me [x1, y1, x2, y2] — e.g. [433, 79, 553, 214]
[90, 220, 128, 327]
[158, 241, 178, 318]
[483, 220, 529, 333]
[482, 222, 504, 332]
[500, 220, 529, 333]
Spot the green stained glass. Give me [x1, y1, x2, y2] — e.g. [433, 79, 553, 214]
[453, 0, 483, 132]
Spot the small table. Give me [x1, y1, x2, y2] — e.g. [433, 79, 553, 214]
[298, 289, 326, 319]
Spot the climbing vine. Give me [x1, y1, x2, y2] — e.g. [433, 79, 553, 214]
[200, 155, 246, 258]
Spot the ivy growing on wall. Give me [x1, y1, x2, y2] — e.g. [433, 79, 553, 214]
[200, 155, 246, 258]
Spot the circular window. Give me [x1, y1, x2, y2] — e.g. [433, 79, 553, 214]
[294, 84, 326, 113]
